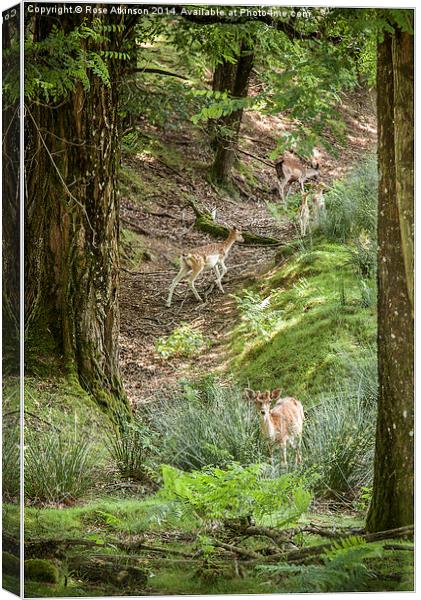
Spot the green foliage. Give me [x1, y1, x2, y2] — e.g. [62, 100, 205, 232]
[259, 536, 383, 592]
[156, 324, 210, 358]
[320, 155, 378, 242]
[346, 235, 377, 280]
[107, 414, 156, 483]
[20, 17, 133, 105]
[158, 463, 311, 527]
[145, 377, 267, 470]
[25, 424, 97, 504]
[303, 349, 377, 499]
[233, 290, 283, 339]
[2, 422, 20, 500]
[2, 552, 20, 577]
[25, 559, 59, 583]
[230, 241, 376, 397]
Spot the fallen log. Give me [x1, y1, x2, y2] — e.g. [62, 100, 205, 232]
[187, 197, 283, 246]
[260, 524, 414, 565]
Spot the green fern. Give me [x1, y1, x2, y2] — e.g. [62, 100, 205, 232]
[258, 536, 383, 593]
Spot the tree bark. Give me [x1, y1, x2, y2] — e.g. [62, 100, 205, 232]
[392, 30, 414, 314]
[366, 30, 414, 532]
[210, 40, 255, 186]
[2, 15, 20, 372]
[24, 14, 133, 415]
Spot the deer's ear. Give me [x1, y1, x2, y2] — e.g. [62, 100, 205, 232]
[271, 388, 282, 400]
[244, 388, 256, 401]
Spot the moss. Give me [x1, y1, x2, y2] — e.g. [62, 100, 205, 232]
[2, 551, 20, 577]
[24, 559, 59, 583]
[120, 228, 148, 270]
[227, 241, 376, 400]
[196, 213, 280, 245]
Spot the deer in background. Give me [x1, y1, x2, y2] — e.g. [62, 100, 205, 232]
[166, 227, 244, 307]
[275, 152, 320, 202]
[245, 388, 304, 466]
[311, 182, 327, 226]
[299, 193, 310, 237]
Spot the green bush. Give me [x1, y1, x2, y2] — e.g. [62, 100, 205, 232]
[25, 427, 97, 504]
[158, 462, 312, 527]
[24, 559, 59, 583]
[156, 323, 210, 358]
[145, 377, 268, 470]
[320, 155, 377, 243]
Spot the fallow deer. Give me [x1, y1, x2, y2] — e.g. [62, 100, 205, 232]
[166, 227, 244, 307]
[245, 388, 304, 466]
[299, 194, 310, 237]
[311, 183, 327, 226]
[275, 153, 320, 202]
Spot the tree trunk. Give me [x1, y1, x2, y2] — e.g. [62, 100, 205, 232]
[2, 15, 20, 372]
[392, 30, 414, 314]
[210, 40, 254, 187]
[24, 15, 132, 415]
[366, 30, 414, 532]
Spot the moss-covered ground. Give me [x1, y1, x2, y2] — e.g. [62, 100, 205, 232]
[227, 240, 376, 402]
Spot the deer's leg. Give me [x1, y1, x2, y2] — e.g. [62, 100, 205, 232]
[278, 178, 288, 203]
[296, 436, 303, 465]
[213, 265, 224, 293]
[281, 443, 288, 466]
[188, 264, 204, 303]
[166, 263, 191, 307]
[219, 260, 228, 282]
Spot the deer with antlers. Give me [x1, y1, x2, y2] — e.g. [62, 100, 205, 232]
[245, 388, 304, 466]
[166, 227, 244, 307]
[275, 152, 320, 202]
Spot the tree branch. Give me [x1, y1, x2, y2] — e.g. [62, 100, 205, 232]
[130, 67, 189, 80]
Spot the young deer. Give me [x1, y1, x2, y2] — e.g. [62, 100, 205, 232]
[166, 227, 244, 307]
[245, 388, 304, 466]
[311, 183, 327, 226]
[275, 153, 320, 202]
[299, 194, 310, 237]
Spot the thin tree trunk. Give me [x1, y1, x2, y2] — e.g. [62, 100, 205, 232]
[210, 40, 255, 186]
[366, 31, 414, 532]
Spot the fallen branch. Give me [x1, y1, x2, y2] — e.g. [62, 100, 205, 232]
[261, 524, 414, 565]
[235, 147, 275, 168]
[121, 217, 151, 236]
[187, 197, 282, 246]
[211, 540, 261, 560]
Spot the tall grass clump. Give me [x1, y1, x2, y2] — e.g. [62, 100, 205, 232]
[321, 155, 378, 243]
[25, 426, 97, 504]
[303, 349, 377, 501]
[2, 424, 20, 501]
[107, 414, 157, 483]
[145, 376, 268, 470]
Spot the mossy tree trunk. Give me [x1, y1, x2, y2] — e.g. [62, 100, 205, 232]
[210, 39, 255, 186]
[2, 15, 21, 372]
[366, 28, 414, 532]
[25, 15, 133, 414]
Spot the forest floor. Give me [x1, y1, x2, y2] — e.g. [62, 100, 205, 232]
[5, 87, 414, 598]
[118, 87, 377, 407]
